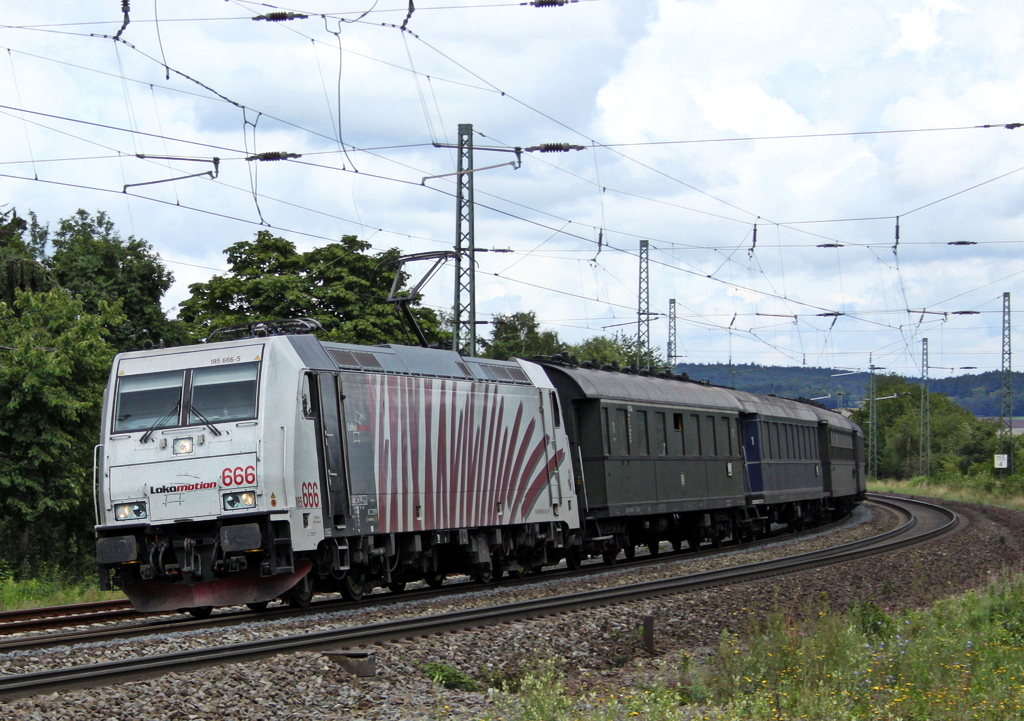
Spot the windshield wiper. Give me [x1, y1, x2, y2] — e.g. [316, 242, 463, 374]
[185, 402, 223, 437]
[140, 400, 181, 444]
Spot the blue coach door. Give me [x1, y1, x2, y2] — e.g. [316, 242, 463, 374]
[741, 415, 764, 495]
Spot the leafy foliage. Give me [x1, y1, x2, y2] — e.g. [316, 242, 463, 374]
[572, 330, 664, 370]
[36, 209, 186, 352]
[0, 288, 121, 576]
[479, 316, 664, 369]
[0, 207, 52, 307]
[849, 374, 1023, 480]
[422, 662, 483, 692]
[177, 231, 440, 346]
[480, 311, 564, 360]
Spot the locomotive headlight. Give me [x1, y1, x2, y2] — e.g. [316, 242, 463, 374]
[114, 502, 147, 521]
[223, 492, 257, 511]
[172, 437, 194, 455]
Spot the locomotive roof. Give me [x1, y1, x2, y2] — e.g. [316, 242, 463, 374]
[294, 336, 539, 386]
[542, 364, 855, 428]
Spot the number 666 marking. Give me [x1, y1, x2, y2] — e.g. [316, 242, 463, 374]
[221, 466, 257, 486]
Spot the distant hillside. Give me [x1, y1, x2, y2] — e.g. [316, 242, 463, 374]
[670, 363, 1023, 417]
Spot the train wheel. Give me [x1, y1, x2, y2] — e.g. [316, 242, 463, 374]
[387, 580, 407, 594]
[425, 571, 445, 588]
[287, 573, 315, 608]
[623, 543, 636, 560]
[341, 569, 367, 602]
[187, 606, 212, 619]
[602, 549, 618, 566]
[647, 541, 661, 557]
[246, 601, 270, 612]
[565, 548, 582, 571]
[687, 529, 702, 552]
[473, 564, 494, 584]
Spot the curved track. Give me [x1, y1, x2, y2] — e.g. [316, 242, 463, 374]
[0, 494, 955, 699]
[0, 502, 860, 648]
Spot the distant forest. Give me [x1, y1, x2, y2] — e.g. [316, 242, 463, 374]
[669, 363, 1022, 418]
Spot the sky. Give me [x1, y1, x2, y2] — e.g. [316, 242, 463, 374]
[1, 0, 1023, 386]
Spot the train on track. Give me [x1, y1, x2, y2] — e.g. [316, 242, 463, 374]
[94, 318, 866, 614]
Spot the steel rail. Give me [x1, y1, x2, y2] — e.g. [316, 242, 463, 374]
[0, 504, 856, 650]
[0, 600, 147, 635]
[0, 495, 956, 699]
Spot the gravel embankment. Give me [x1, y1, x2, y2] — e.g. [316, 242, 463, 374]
[3, 497, 1023, 720]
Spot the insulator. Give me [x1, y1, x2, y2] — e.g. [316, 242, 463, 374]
[254, 12, 308, 21]
[531, 0, 567, 6]
[539, 143, 571, 152]
[246, 151, 302, 161]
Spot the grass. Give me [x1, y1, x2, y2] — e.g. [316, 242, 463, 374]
[0, 574, 122, 611]
[477, 476, 1024, 720]
[870, 475, 1024, 512]
[482, 573, 1024, 720]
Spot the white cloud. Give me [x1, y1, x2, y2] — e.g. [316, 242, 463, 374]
[0, 0, 1020, 376]
[891, 1, 968, 54]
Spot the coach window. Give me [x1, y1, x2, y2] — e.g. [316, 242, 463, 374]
[688, 414, 701, 456]
[612, 408, 631, 455]
[720, 417, 732, 455]
[635, 410, 650, 455]
[113, 370, 184, 433]
[702, 415, 716, 456]
[602, 407, 612, 454]
[654, 412, 668, 455]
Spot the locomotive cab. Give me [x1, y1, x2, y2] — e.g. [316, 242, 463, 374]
[94, 337, 316, 612]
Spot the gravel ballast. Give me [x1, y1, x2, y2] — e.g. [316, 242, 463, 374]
[3, 496, 1023, 720]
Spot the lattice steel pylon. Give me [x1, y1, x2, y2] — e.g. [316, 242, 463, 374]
[452, 123, 476, 356]
[999, 291, 1013, 475]
[667, 298, 677, 367]
[919, 338, 931, 477]
[637, 240, 650, 369]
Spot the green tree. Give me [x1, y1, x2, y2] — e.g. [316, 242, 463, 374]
[0, 288, 122, 576]
[570, 330, 665, 370]
[851, 374, 989, 479]
[37, 209, 184, 352]
[480, 311, 564, 360]
[178, 231, 439, 346]
[0, 207, 52, 307]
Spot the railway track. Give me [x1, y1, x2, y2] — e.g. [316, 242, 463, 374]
[0, 495, 955, 699]
[0, 501, 859, 647]
[0, 600, 150, 635]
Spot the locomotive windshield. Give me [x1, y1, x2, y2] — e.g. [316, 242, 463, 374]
[113, 371, 184, 433]
[189, 363, 258, 423]
[112, 362, 260, 434]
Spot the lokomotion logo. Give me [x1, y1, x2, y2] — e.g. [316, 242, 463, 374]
[150, 482, 217, 494]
